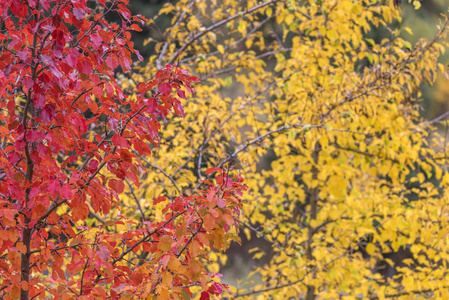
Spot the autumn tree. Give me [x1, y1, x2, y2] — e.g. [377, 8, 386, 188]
[0, 1, 246, 299]
[126, 0, 449, 298]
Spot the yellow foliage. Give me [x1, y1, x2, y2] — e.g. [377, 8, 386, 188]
[122, 0, 449, 298]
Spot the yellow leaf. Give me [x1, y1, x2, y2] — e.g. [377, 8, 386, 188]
[217, 44, 225, 54]
[266, 7, 272, 17]
[366, 243, 376, 256]
[238, 21, 246, 35]
[162, 271, 173, 288]
[413, 0, 421, 9]
[159, 288, 170, 300]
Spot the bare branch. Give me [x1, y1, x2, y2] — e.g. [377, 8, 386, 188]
[166, 0, 283, 66]
[156, 0, 195, 69]
[125, 178, 147, 221]
[139, 154, 182, 195]
[234, 278, 306, 298]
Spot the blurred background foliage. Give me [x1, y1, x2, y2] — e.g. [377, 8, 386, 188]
[127, 0, 449, 120]
[400, 0, 449, 117]
[121, 0, 449, 293]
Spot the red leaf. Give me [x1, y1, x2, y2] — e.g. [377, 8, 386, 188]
[73, 8, 85, 21]
[207, 283, 223, 295]
[120, 149, 133, 163]
[90, 33, 102, 48]
[33, 94, 46, 109]
[158, 82, 171, 96]
[148, 97, 157, 113]
[177, 89, 186, 99]
[137, 82, 149, 94]
[17, 50, 28, 61]
[48, 180, 61, 197]
[205, 167, 221, 175]
[97, 246, 110, 261]
[112, 134, 128, 147]
[89, 159, 99, 171]
[216, 198, 226, 208]
[106, 56, 118, 70]
[154, 196, 166, 205]
[200, 292, 210, 300]
[117, 3, 131, 20]
[130, 24, 142, 32]
[40, 104, 56, 124]
[108, 179, 125, 194]
[161, 255, 171, 267]
[51, 30, 65, 53]
[174, 100, 185, 118]
[60, 184, 73, 199]
[8, 151, 20, 165]
[49, 66, 62, 79]
[207, 189, 216, 202]
[130, 273, 143, 286]
[189, 76, 201, 82]
[200, 179, 214, 186]
[78, 59, 93, 75]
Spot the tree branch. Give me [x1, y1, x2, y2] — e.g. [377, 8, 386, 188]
[125, 178, 147, 221]
[166, 0, 282, 66]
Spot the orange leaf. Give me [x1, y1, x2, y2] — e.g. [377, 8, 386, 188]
[205, 167, 221, 175]
[20, 281, 29, 291]
[120, 148, 133, 163]
[16, 242, 26, 254]
[161, 271, 173, 288]
[108, 179, 125, 194]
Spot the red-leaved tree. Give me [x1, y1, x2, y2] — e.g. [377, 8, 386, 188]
[0, 1, 245, 299]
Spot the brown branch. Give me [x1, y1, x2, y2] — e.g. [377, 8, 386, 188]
[156, 0, 195, 69]
[218, 124, 298, 168]
[88, 209, 105, 224]
[416, 110, 449, 130]
[71, 0, 117, 48]
[166, 0, 282, 66]
[176, 216, 202, 258]
[71, 84, 102, 107]
[125, 178, 147, 221]
[35, 104, 145, 231]
[238, 219, 293, 257]
[234, 278, 306, 298]
[181, 14, 276, 64]
[112, 210, 186, 265]
[139, 154, 182, 195]
[191, 123, 299, 194]
[20, 7, 41, 297]
[367, 287, 446, 300]
[335, 144, 400, 164]
[29, 243, 82, 255]
[201, 48, 293, 81]
[79, 258, 90, 296]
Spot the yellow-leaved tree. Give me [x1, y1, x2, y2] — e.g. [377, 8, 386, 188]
[121, 0, 449, 298]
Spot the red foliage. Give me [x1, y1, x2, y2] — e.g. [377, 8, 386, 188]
[0, 1, 244, 299]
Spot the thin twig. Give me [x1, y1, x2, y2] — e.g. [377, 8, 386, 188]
[166, 0, 282, 66]
[139, 155, 182, 195]
[156, 0, 195, 69]
[125, 178, 147, 221]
